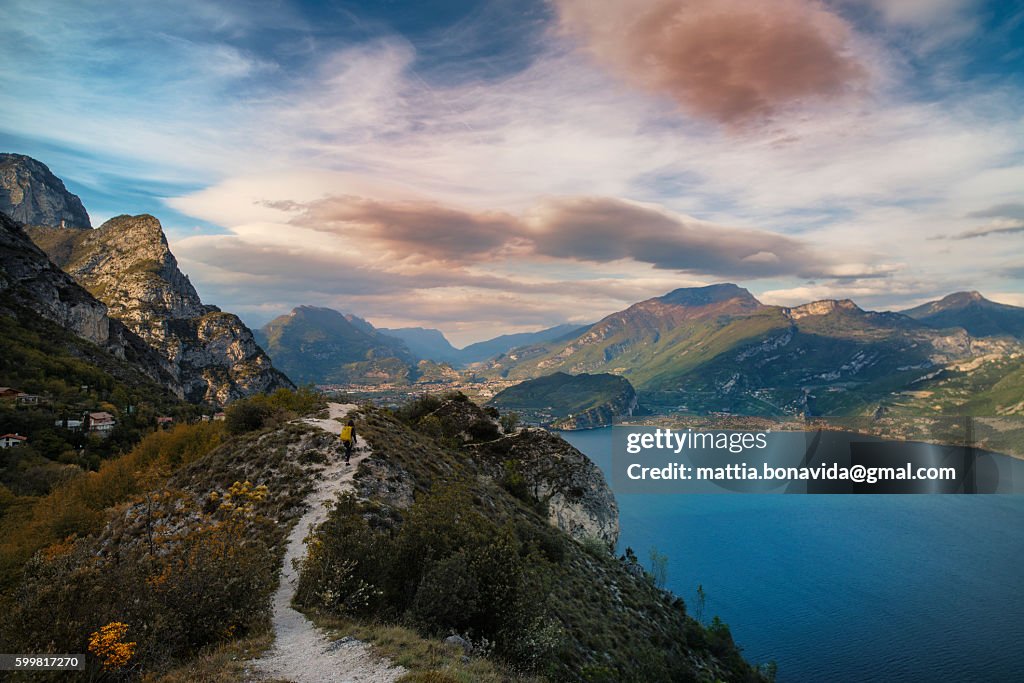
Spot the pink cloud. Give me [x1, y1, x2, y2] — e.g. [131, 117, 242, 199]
[282, 195, 523, 263]
[554, 0, 868, 124]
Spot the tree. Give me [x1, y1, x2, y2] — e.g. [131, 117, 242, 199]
[648, 547, 668, 589]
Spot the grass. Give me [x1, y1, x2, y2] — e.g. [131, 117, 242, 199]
[142, 630, 277, 683]
[304, 612, 543, 683]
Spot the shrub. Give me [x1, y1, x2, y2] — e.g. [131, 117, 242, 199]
[225, 401, 271, 434]
[296, 484, 553, 671]
[225, 387, 325, 434]
[466, 419, 500, 443]
[294, 493, 385, 616]
[499, 460, 530, 502]
[393, 395, 443, 426]
[5, 481, 279, 668]
[499, 412, 520, 434]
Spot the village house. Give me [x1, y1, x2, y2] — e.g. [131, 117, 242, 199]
[87, 411, 117, 435]
[0, 433, 27, 448]
[213, 412, 226, 422]
[0, 387, 21, 399]
[54, 418, 84, 432]
[16, 393, 43, 405]
[156, 416, 175, 429]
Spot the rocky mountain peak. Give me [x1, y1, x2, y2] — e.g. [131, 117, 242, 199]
[35, 213, 207, 322]
[26, 207, 292, 404]
[786, 299, 861, 320]
[938, 291, 988, 307]
[0, 153, 91, 229]
[903, 290, 1024, 339]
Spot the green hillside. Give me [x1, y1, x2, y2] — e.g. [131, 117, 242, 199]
[481, 287, 1019, 420]
[0, 303, 189, 497]
[488, 372, 636, 427]
[256, 306, 415, 384]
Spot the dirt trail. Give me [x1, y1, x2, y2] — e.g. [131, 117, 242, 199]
[253, 403, 406, 683]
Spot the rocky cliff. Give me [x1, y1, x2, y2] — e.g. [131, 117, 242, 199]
[405, 396, 621, 546]
[474, 428, 620, 546]
[0, 153, 91, 229]
[0, 211, 180, 393]
[27, 214, 292, 404]
[555, 386, 638, 430]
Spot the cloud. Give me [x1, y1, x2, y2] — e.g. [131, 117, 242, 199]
[968, 203, 1024, 220]
[758, 275, 940, 309]
[270, 191, 882, 279]
[942, 204, 1024, 240]
[948, 219, 1024, 240]
[284, 195, 524, 263]
[553, 0, 868, 124]
[524, 196, 878, 278]
[4, 0, 1021, 340]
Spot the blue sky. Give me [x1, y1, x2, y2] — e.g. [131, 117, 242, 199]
[2, 0, 1022, 344]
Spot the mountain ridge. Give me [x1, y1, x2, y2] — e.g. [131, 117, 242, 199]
[26, 213, 292, 404]
[480, 283, 1021, 417]
[903, 291, 1024, 339]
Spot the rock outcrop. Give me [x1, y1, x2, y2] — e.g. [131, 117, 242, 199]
[27, 214, 293, 404]
[0, 153, 91, 229]
[473, 427, 620, 547]
[0, 211, 180, 393]
[0, 212, 107, 344]
[555, 385, 638, 430]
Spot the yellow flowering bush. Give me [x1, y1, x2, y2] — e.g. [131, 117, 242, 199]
[88, 621, 136, 671]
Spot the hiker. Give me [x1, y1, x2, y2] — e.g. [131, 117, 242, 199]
[340, 418, 356, 464]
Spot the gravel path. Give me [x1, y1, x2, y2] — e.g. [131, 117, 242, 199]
[252, 403, 406, 683]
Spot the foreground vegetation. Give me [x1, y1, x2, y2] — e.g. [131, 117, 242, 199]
[0, 389, 326, 679]
[1, 389, 767, 681]
[296, 395, 767, 681]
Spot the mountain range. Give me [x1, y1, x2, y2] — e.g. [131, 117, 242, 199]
[3, 152, 1023, 424]
[480, 284, 1024, 418]
[378, 322, 587, 367]
[258, 306, 589, 384]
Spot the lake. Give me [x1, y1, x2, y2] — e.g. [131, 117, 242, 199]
[560, 427, 1024, 682]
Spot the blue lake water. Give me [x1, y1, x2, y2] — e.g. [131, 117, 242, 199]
[559, 428, 1024, 682]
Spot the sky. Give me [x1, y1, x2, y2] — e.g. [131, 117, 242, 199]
[2, 0, 1023, 346]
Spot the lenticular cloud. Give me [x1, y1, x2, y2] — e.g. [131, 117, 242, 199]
[554, 0, 868, 125]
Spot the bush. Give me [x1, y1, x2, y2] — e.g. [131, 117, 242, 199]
[466, 419, 500, 443]
[294, 493, 385, 616]
[225, 387, 325, 434]
[4, 481, 279, 669]
[499, 412, 520, 434]
[393, 395, 444, 426]
[499, 460, 530, 502]
[295, 484, 553, 671]
[225, 401, 270, 434]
